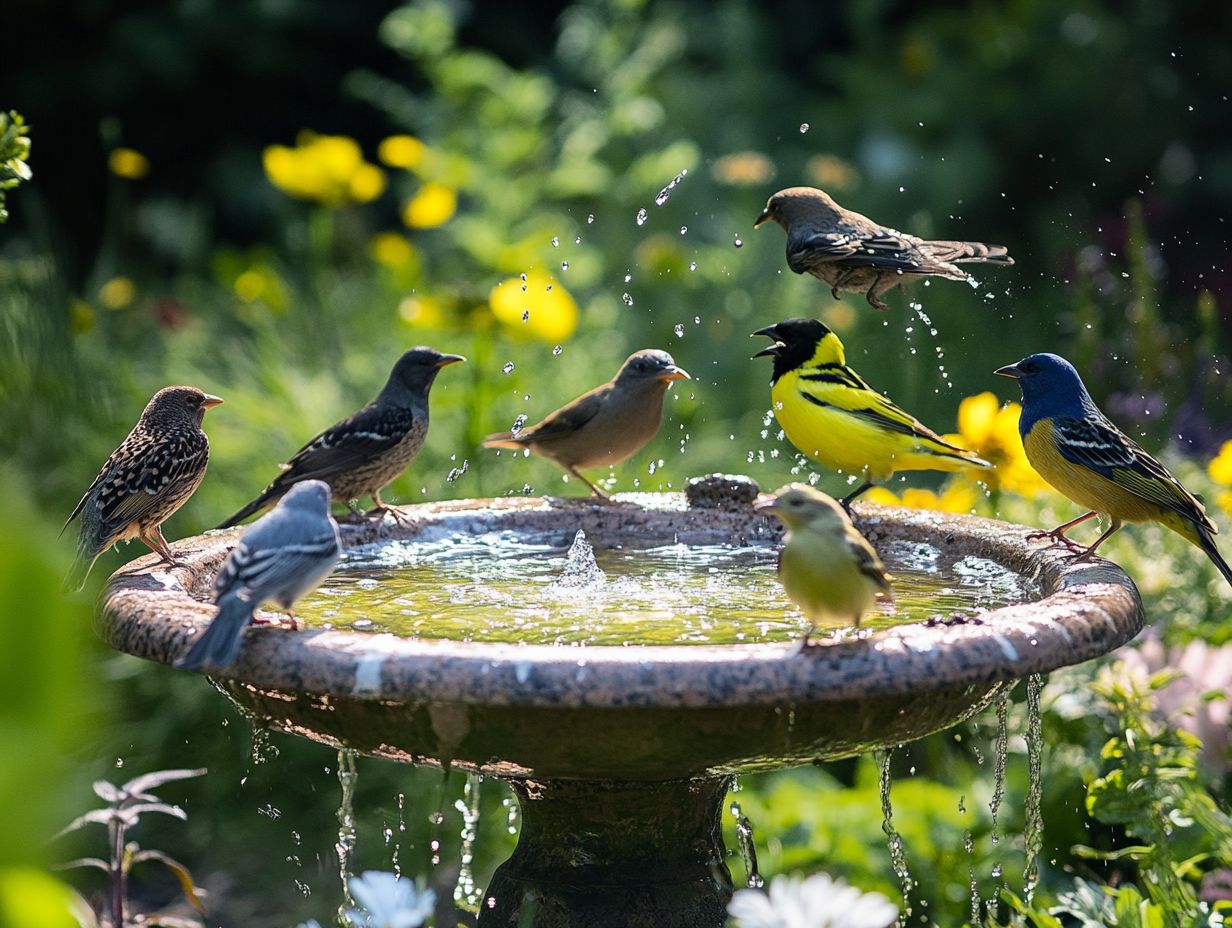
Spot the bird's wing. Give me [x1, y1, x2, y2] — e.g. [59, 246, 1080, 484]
[277, 403, 419, 482]
[1052, 416, 1212, 526]
[797, 367, 972, 453]
[788, 228, 947, 275]
[215, 526, 340, 602]
[98, 433, 209, 527]
[515, 386, 609, 443]
[848, 530, 894, 596]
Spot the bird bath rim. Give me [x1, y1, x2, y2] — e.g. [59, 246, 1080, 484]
[99, 486, 1143, 711]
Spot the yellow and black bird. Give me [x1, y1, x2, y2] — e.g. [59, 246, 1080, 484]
[755, 483, 893, 640]
[753, 318, 991, 508]
[220, 347, 464, 527]
[482, 349, 690, 497]
[64, 386, 223, 591]
[997, 352, 1232, 587]
[754, 186, 1013, 309]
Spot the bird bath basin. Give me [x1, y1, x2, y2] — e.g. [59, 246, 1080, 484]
[99, 476, 1143, 927]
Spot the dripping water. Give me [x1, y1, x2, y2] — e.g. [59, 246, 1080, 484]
[335, 750, 359, 922]
[1023, 674, 1045, 903]
[729, 799, 762, 888]
[960, 793, 979, 924]
[454, 773, 483, 909]
[985, 693, 1010, 921]
[878, 750, 912, 924]
[250, 723, 279, 765]
[392, 791, 406, 877]
[502, 793, 520, 835]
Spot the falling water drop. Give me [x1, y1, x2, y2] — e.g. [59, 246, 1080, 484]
[878, 750, 912, 925]
[733, 235, 743, 248]
[454, 773, 483, 909]
[688, 261, 697, 271]
[1023, 674, 1045, 904]
[989, 694, 1009, 846]
[392, 792, 406, 876]
[550, 236, 560, 247]
[655, 169, 688, 206]
[735, 817, 762, 889]
[622, 293, 634, 306]
[636, 208, 648, 226]
[587, 213, 595, 224]
[561, 260, 569, 271]
[799, 123, 810, 133]
[334, 750, 359, 923]
[250, 724, 279, 764]
[673, 323, 684, 338]
[552, 345, 563, 356]
[502, 361, 515, 374]
[502, 793, 520, 835]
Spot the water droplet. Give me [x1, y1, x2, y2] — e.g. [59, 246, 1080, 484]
[636, 208, 648, 226]
[550, 236, 560, 247]
[799, 123, 810, 133]
[552, 345, 563, 356]
[561, 260, 569, 271]
[673, 323, 684, 337]
[688, 261, 697, 271]
[655, 169, 687, 206]
[622, 293, 634, 306]
[679, 226, 688, 235]
[586, 214, 595, 224]
[502, 361, 515, 374]
[733, 236, 743, 248]
[428, 810, 445, 825]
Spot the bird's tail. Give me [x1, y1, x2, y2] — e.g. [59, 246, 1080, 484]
[923, 240, 1014, 266]
[218, 486, 283, 530]
[1195, 524, 1232, 590]
[175, 596, 254, 672]
[62, 545, 100, 594]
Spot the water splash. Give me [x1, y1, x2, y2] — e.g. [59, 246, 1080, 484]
[335, 750, 359, 922]
[454, 773, 483, 909]
[654, 169, 688, 206]
[1023, 674, 1045, 903]
[502, 793, 520, 835]
[878, 750, 912, 924]
[989, 694, 1009, 846]
[392, 791, 406, 877]
[250, 724, 279, 765]
[729, 800, 763, 888]
[553, 530, 606, 589]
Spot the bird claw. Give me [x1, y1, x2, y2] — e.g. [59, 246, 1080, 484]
[369, 504, 412, 525]
[1025, 530, 1084, 553]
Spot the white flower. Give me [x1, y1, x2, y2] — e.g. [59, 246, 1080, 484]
[727, 873, 898, 928]
[344, 871, 435, 928]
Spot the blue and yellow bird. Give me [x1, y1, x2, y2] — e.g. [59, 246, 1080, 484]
[996, 352, 1232, 587]
[753, 317, 992, 508]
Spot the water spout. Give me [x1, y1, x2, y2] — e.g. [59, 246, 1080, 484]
[335, 749, 359, 922]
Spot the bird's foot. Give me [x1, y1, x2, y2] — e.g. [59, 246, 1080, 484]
[368, 503, 412, 525]
[866, 295, 890, 310]
[1026, 529, 1084, 552]
[830, 286, 841, 300]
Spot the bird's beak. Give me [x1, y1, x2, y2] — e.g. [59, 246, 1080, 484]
[753, 209, 773, 228]
[751, 326, 783, 359]
[993, 363, 1021, 380]
[753, 493, 780, 513]
[658, 365, 690, 383]
[435, 354, 466, 368]
[202, 394, 224, 408]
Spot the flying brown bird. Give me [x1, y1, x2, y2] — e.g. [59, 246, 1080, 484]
[754, 186, 1013, 309]
[219, 347, 464, 527]
[64, 385, 222, 591]
[482, 349, 690, 497]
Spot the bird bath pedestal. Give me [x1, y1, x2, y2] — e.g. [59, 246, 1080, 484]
[99, 477, 1143, 927]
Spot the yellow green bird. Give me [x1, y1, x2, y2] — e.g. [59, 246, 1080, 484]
[755, 483, 893, 640]
[996, 352, 1232, 587]
[752, 317, 991, 508]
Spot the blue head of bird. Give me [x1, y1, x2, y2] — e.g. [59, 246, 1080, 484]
[279, 479, 333, 515]
[995, 352, 1100, 435]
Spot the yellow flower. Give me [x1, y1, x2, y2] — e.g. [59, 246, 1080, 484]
[944, 392, 1048, 497]
[262, 132, 386, 206]
[98, 277, 135, 309]
[402, 182, 456, 228]
[1209, 440, 1232, 487]
[489, 272, 578, 342]
[711, 152, 774, 186]
[398, 295, 444, 328]
[866, 481, 977, 514]
[231, 264, 289, 313]
[109, 148, 150, 179]
[1219, 490, 1232, 520]
[370, 232, 415, 269]
[379, 135, 426, 170]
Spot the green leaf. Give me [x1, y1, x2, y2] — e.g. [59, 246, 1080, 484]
[130, 849, 207, 914]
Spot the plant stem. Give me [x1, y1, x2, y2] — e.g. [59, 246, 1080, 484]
[110, 820, 126, 928]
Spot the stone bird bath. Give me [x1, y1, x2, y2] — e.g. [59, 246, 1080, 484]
[99, 476, 1143, 927]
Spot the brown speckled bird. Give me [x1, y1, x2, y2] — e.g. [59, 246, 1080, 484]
[482, 349, 690, 497]
[63, 386, 222, 591]
[755, 186, 1013, 309]
[219, 347, 464, 527]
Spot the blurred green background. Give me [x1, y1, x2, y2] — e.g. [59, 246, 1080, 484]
[2, 0, 1231, 924]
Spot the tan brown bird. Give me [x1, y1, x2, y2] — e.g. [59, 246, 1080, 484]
[482, 349, 690, 497]
[64, 386, 223, 591]
[754, 186, 1013, 309]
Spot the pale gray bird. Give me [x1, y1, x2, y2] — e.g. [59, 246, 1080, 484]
[63, 386, 222, 592]
[219, 347, 464, 527]
[754, 186, 1014, 309]
[482, 349, 690, 497]
[176, 479, 342, 672]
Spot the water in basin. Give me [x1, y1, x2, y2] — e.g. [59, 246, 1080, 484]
[294, 532, 1037, 646]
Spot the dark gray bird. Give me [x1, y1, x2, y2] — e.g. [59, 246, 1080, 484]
[754, 186, 1014, 309]
[63, 386, 222, 592]
[482, 349, 690, 497]
[219, 347, 464, 527]
[176, 479, 342, 672]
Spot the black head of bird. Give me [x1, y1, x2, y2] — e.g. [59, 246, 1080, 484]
[614, 349, 691, 389]
[751, 318, 835, 380]
[387, 347, 466, 395]
[145, 385, 224, 428]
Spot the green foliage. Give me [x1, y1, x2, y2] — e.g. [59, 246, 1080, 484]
[0, 111, 31, 223]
